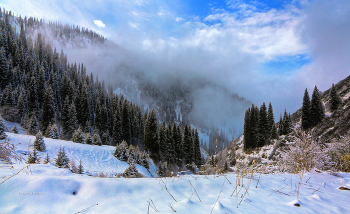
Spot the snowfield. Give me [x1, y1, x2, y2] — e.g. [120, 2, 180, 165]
[1, 132, 350, 214]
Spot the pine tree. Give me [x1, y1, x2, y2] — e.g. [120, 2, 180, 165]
[158, 122, 167, 162]
[84, 133, 93, 144]
[43, 153, 50, 164]
[166, 122, 175, 165]
[48, 124, 60, 139]
[71, 127, 83, 143]
[330, 83, 342, 112]
[267, 102, 274, 136]
[112, 108, 123, 146]
[28, 115, 39, 135]
[258, 102, 269, 147]
[123, 161, 138, 178]
[26, 148, 40, 164]
[78, 160, 84, 174]
[114, 140, 129, 161]
[41, 86, 55, 132]
[183, 124, 193, 165]
[92, 133, 102, 145]
[193, 128, 201, 167]
[250, 105, 259, 149]
[55, 146, 70, 168]
[310, 86, 325, 127]
[278, 114, 283, 136]
[33, 131, 46, 151]
[175, 125, 183, 165]
[68, 102, 78, 137]
[122, 100, 131, 144]
[270, 124, 278, 140]
[0, 47, 8, 90]
[144, 109, 158, 156]
[301, 88, 311, 130]
[243, 108, 251, 151]
[282, 110, 292, 135]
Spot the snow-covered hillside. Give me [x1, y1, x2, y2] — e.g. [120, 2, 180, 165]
[2, 130, 350, 213]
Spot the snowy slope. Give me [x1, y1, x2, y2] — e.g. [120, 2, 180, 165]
[1, 163, 350, 214]
[4, 132, 156, 178]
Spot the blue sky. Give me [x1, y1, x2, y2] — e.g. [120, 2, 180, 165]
[1, 0, 350, 116]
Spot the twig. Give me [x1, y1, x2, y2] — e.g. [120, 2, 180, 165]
[160, 179, 177, 202]
[189, 181, 201, 202]
[210, 180, 225, 214]
[75, 204, 98, 214]
[324, 179, 329, 187]
[256, 172, 262, 188]
[306, 177, 311, 183]
[147, 199, 159, 213]
[168, 203, 176, 212]
[312, 187, 322, 194]
[0, 165, 30, 185]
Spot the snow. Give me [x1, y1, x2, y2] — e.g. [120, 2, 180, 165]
[2, 131, 350, 213]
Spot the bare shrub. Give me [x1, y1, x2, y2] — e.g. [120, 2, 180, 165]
[0, 138, 22, 164]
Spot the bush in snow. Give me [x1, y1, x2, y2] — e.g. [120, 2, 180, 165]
[55, 146, 70, 168]
[92, 133, 102, 146]
[278, 130, 319, 173]
[0, 138, 21, 163]
[71, 127, 83, 143]
[33, 131, 46, 152]
[26, 148, 40, 164]
[321, 136, 350, 172]
[48, 124, 60, 139]
[11, 124, 18, 134]
[114, 140, 129, 161]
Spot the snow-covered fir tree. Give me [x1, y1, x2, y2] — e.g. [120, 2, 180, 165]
[55, 146, 70, 168]
[71, 126, 83, 143]
[84, 133, 93, 144]
[48, 124, 60, 139]
[92, 133, 102, 145]
[330, 83, 342, 112]
[33, 131, 46, 152]
[26, 148, 40, 164]
[114, 140, 129, 161]
[78, 160, 84, 174]
[43, 153, 50, 164]
[123, 160, 138, 178]
[70, 157, 78, 173]
[0, 115, 7, 139]
[11, 124, 18, 134]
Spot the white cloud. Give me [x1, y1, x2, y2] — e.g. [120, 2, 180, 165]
[93, 20, 106, 28]
[129, 22, 139, 29]
[157, 11, 166, 16]
[133, 11, 138, 16]
[175, 17, 183, 22]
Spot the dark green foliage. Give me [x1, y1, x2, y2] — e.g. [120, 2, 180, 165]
[175, 125, 183, 165]
[48, 124, 60, 139]
[84, 133, 93, 144]
[55, 146, 69, 168]
[43, 153, 50, 164]
[193, 129, 201, 167]
[243, 108, 251, 151]
[144, 109, 158, 155]
[330, 83, 342, 112]
[267, 102, 274, 135]
[122, 100, 131, 144]
[78, 160, 84, 174]
[114, 140, 129, 161]
[282, 110, 292, 135]
[33, 131, 45, 151]
[183, 124, 193, 164]
[258, 102, 269, 147]
[28, 115, 39, 135]
[123, 161, 138, 178]
[301, 88, 311, 130]
[0, 115, 7, 139]
[92, 133, 102, 145]
[112, 108, 123, 146]
[158, 122, 167, 162]
[26, 148, 40, 164]
[270, 124, 278, 140]
[278, 114, 283, 136]
[310, 86, 325, 127]
[71, 127, 83, 143]
[41, 86, 55, 133]
[0, 47, 8, 90]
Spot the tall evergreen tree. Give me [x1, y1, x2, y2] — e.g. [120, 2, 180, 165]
[144, 109, 158, 156]
[278, 114, 283, 136]
[329, 83, 342, 112]
[301, 88, 311, 130]
[270, 124, 278, 140]
[183, 124, 193, 165]
[267, 102, 274, 136]
[282, 110, 292, 135]
[243, 108, 251, 151]
[41, 86, 55, 132]
[55, 146, 69, 168]
[310, 86, 325, 127]
[158, 122, 167, 162]
[112, 108, 123, 146]
[122, 100, 131, 144]
[258, 102, 269, 147]
[33, 131, 46, 151]
[193, 128, 201, 167]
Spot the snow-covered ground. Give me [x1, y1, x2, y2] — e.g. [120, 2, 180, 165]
[1, 131, 350, 213]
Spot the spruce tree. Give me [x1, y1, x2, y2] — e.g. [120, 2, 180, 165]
[310, 86, 325, 127]
[175, 125, 183, 165]
[28, 115, 39, 135]
[301, 88, 311, 130]
[258, 102, 269, 147]
[92, 133, 102, 145]
[112, 108, 123, 146]
[71, 127, 83, 143]
[250, 105, 259, 149]
[70, 157, 78, 173]
[144, 109, 158, 156]
[158, 122, 167, 162]
[282, 110, 292, 135]
[55, 146, 70, 168]
[84, 133, 93, 144]
[27, 148, 40, 164]
[78, 160, 84, 174]
[43, 153, 50, 164]
[12, 124, 18, 134]
[48, 124, 60, 139]
[41, 86, 55, 132]
[33, 131, 46, 151]
[278, 114, 283, 136]
[166, 122, 175, 165]
[243, 108, 251, 151]
[193, 128, 201, 167]
[270, 124, 278, 140]
[183, 124, 193, 165]
[267, 102, 274, 136]
[114, 140, 129, 161]
[330, 83, 342, 112]
[122, 100, 131, 144]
